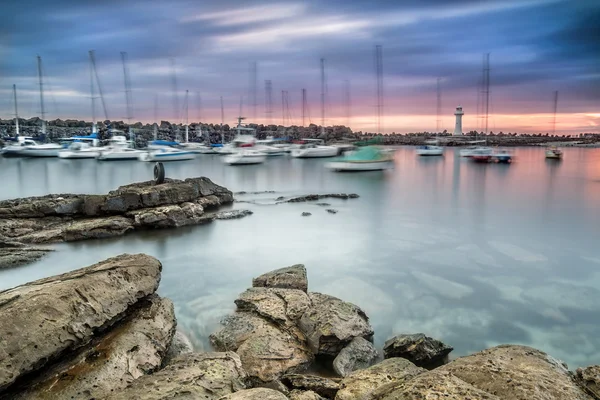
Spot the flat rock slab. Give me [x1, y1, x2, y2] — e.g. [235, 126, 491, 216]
[335, 358, 425, 400]
[221, 388, 288, 400]
[383, 333, 453, 369]
[252, 264, 308, 292]
[440, 344, 591, 400]
[576, 365, 600, 399]
[333, 337, 379, 377]
[371, 370, 501, 400]
[282, 374, 341, 399]
[5, 295, 175, 400]
[105, 352, 248, 400]
[0, 253, 162, 391]
[299, 292, 373, 356]
[0, 246, 53, 269]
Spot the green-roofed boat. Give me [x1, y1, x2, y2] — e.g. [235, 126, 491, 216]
[325, 146, 394, 172]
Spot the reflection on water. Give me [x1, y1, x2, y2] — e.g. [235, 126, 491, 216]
[1, 147, 600, 367]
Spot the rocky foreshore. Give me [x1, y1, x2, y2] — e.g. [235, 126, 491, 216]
[0, 177, 250, 269]
[0, 258, 598, 400]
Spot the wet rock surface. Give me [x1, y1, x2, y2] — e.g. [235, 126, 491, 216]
[163, 330, 194, 366]
[0, 240, 53, 269]
[284, 194, 360, 203]
[439, 345, 591, 400]
[105, 352, 248, 400]
[282, 374, 341, 399]
[213, 209, 254, 220]
[326, 209, 338, 214]
[0, 253, 162, 391]
[0, 177, 234, 250]
[252, 265, 308, 292]
[302, 212, 312, 216]
[333, 337, 379, 377]
[383, 333, 453, 369]
[577, 365, 600, 399]
[335, 358, 425, 400]
[5, 295, 176, 400]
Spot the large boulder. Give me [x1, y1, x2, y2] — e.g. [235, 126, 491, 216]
[333, 337, 379, 377]
[576, 365, 600, 399]
[220, 388, 288, 400]
[298, 292, 373, 356]
[105, 352, 248, 400]
[335, 358, 425, 400]
[440, 345, 591, 400]
[6, 295, 175, 400]
[252, 264, 308, 292]
[128, 203, 206, 228]
[371, 369, 501, 400]
[282, 374, 340, 399]
[0, 253, 161, 391]
[235, 287, 311, 329]
[383, 333, 453, 369]
[211, 312, 313, 383]
[163, 330, 194, 366]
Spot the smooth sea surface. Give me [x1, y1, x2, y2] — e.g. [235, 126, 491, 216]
[1, 147, 599, 368]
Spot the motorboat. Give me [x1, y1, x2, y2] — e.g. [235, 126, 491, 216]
[545, 146, 563, 159]
[471, 147, 493, 163]
[58, 142, 100, 159]
[416, 144, 444, 156]
[138, 142, 196, 162]
[492, 149, 513, 163]
[180, 142, 214, 154]
[459, 140, 488, 157]
[290, 139, 338, 158]
[325, 146, 394, 172]
[2, 137, 62, 157]
[97, 147, 145, 161]
[223, 149, 267, 165]
[254, 140, 286, 156]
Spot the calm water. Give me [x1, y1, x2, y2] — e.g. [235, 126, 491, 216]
[1, 147, 599, 368]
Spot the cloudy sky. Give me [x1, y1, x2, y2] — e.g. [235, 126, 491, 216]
[1, 0, 598, 133]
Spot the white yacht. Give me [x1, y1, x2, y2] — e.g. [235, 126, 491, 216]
[223, 149, 267, 165]
[2, 137, 62, 157]
[416, 144, 444, 156]
[290, 139, 338, 158]
[59, 142, 100, 159]
[139, 140, 196, 162]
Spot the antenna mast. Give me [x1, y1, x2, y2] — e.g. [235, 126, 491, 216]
[37, 55, 46, 134]
[13, 84, 19, 136]
[552, 90, 558, 136]
[320, 58, 326, 135]
[375, 45, 383, 134]
[265, 80, 272, 125]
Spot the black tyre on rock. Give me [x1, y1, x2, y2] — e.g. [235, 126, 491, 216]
[154, 162, 165, 184]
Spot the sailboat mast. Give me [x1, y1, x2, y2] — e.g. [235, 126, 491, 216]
[184, 90, 189, 143]
[552, 90, 558, 136]
[484, 53, 490, 135]
[375, 45, 383, 134]
[89, 50, 108, 121]
[153, 95, 158, 141]
[37, 55, 46, 134]
[302, 88, 306, 127]
[320, 58, 326, 136]
[220, 96, 224, 144]
[120, 52, 133, 128]
[436, 78, 441, 136]
[13, 84, 19, 136]
[89, 52, 96, 133]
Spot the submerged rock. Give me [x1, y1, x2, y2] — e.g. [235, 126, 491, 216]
[0, 253, 161, 391]
[221, 388, 288, 400]
[326, 209, 338, 214]
[0, 241, 53, 269]
[298, 292, 373, 356]
[439, 345, 590, 400]
[6, 295, 176, 400]
[253, 264, 308, 293]
[282, 374, 340, 399]
[383, 333, 453, 369]
[285, 194, 359, 203]
[105, 352, 248, 400]
[333, 337, 379, 377]
[302, 212, 312, 216]
[213, 209, 254, 220]
[371, 369, 501, 400]
[576, 365, 600, 399]
[335, 358, 425, 400]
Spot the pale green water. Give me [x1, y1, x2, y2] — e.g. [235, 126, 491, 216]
[1, 147, 599, 368]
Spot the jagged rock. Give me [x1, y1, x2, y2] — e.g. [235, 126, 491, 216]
[326, 209, 338, 214]
[5, 295, 176, 400]
[0, 194, 83, 218]
[105, 352, 248, 400]
[0, 245, 53, 269]
[290, 390, 327, 400]
[211, 312, 313, 383]
[128, 202, 205, 228]
[63, 216, 134, 241]
[302, 212, 312, 216]
[286, 194, 359, 203]
[333, 337, 379, 377]
[282, 374, 340, 399]
[440, 345, 590, 400]
[383, 333, 453, 369]
[371, 369, 501, 400]
[252, 265, 308, 292]
[315, 203, 331, 207]
[298, 292, 373, 356]
[163, 330, 194, 366]
[220, 388, 288, 400]
[214, 209, 253, 220]
[235, 287, 311, 325]
[0, 254, 161, 391]
[576, 365, 600, 399]
[335, 358, 425, 400]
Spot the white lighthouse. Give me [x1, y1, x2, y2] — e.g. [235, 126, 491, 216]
[453, 106, 464, 136]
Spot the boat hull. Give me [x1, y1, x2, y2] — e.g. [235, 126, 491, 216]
[97, 149, 144, 161]
[545, 151, 562, 159]
[291, 147, 338, 158]
[138, 151, 196, 162]
[325, 160, 394, 171]
[224, 154, 266, 165]
[58, 150, 99, 159]
[416, 148, 443, 156]
[19, 148, 61, 157]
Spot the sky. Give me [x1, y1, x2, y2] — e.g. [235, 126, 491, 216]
[0, 0, 599, 134]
